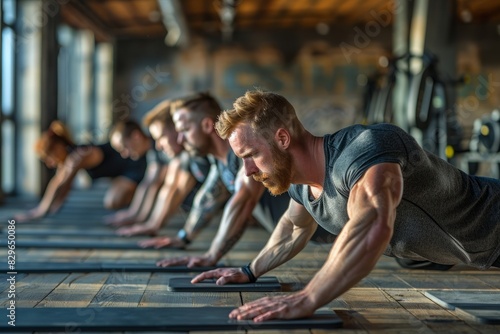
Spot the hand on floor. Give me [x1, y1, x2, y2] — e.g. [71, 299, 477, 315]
[138, 236, 186, 249]
[14, 208, 44, 223]
[156, 254, 216, 268]
[229, 291, 315, 322]
[116, 224, 158, 237]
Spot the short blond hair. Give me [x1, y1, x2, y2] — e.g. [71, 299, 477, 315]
[215, 90, 303, 141]
[143, 99, 174, 129]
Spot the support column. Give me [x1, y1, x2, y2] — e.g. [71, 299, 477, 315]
[93, 43, 113, 142]
[67, 30, 94, 143]
[391, 0, 412, 131]
[0, 2, 4, 202]
[16, 0, 42, 196]
[40, 0, 60, 191]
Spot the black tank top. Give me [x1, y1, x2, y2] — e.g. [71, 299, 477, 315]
[84, 143, 147, 183]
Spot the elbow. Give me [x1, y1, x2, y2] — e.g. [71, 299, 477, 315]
[367, 207, 395, 255]
[366, 217, 394, 253]
[378, 223, 393, 244]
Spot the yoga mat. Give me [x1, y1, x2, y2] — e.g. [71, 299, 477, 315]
[425, 290, 500, 324]
[0, 307, 342, 331]
[0, 262, 224, 273]
[0, 240, 157, 250]
[1, 228, 122, 237]
[168, 276, 282, 292]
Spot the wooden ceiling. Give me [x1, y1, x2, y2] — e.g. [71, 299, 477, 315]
[60, 0, 500, 42]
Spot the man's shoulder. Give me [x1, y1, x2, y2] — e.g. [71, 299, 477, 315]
[327, 123, 404, 138]
[287, 183, 307, 205]
[324, 123, 408, 150]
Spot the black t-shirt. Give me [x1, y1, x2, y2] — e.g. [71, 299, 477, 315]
[177, 151, 212, 212]
[84, 143, 147, 184]
[215, 148, 241, 194]
[288, 123, 500, 269]
[146, 146, 169, 166]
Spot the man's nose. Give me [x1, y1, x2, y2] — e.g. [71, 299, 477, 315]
[120, 150, 130, 158]
[244, 159, 258, 177]
[177, 133, 185, 145]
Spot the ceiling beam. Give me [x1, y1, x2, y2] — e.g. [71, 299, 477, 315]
[61, 0, 114, 42]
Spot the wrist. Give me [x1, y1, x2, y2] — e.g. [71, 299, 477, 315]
[300, 285, 322, 310]
[241, 262, 257, 283]
[176, 229, 191, 245]
[31, 208, 46, 218]
[296, 289, 320, 319]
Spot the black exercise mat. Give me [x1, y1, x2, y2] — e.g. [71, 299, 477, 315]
[0, 261, 224, 273]
[0, 240, 158, 250]
[1, 228, 121, 237]
[0, 307, 342, 331]
[0, 220, 114, 228]
[0, 225, 115, 239]
[168, 276, 282, 292]
[424, 290, 500, 324]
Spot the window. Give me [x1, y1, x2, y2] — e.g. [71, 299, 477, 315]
[1, 0, 17, 194]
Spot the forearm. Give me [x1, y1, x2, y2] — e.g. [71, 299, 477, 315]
[134, 180, 164, 222]
[206, 194, 258, 261]
[120, 181, 152, 220]
[34, 172, 75, 216]
[144, 178, 196, 230]
[48, 177, 74, 213]
[303, 208, 392, 309]
[251, 218, 316, 277]
[121, 164, 167, 220]
[183, 178, 230, 241]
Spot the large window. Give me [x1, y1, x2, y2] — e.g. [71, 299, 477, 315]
[57, 25, 113, 144]
[1, 1, 114, 197]
[1, 0, 16, 195]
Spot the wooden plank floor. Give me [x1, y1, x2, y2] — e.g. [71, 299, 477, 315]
[1, 181, 499, 333]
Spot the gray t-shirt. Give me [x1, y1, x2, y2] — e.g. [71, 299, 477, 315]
[288, 123, 500, 269]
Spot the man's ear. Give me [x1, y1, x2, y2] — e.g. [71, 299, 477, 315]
[201, 117, 214, 134]
[275, 128, 290, 149]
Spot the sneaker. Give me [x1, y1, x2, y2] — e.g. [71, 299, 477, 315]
[395, 258, 454, 271]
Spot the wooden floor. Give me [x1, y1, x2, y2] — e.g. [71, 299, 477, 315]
[1, 181, 499, 333]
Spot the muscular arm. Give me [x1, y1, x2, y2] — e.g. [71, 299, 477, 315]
[106, 162, 168, 226]
[155, 166, 265, 266]
[134, 163, 169, 222]
[301, 163, 402, 307]
[31, 167, 78, 216]
[249, 200, 317, 277]
[48, 172, 76, 213]
[183, 164, 231, 240]
[230, 163, 403, 321]
[142, 164, 229, 250]
[15, 148, 99, 222]
[117, 157, 197, 236]
[191, 199, 317, 284]
[204, 167, 265, 262]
